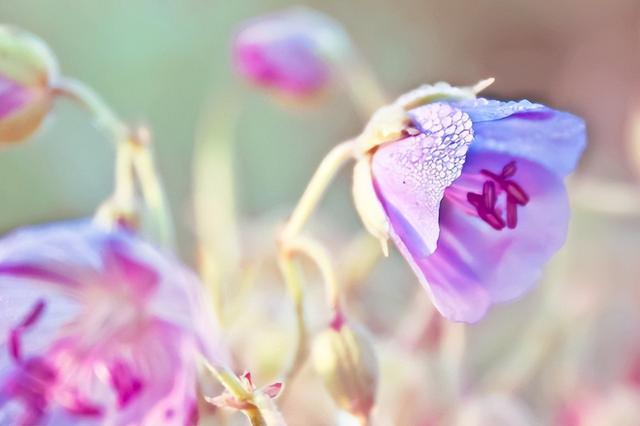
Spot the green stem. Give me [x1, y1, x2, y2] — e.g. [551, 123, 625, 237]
[129, 133, 175, 249]
[53, 77, 127, 142]
[201, 358, 249, 400]
[245, 408, 267, 426]
[280, 140, 355, 242]
[53, 77, 175, 248]
[277, 251, 308, 382]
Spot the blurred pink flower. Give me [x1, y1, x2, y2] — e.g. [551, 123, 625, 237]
[0, 220, 227, 425]
[232, 7, 348, 97]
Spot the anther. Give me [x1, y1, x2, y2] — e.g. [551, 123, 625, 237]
[467, 161, 529, 230]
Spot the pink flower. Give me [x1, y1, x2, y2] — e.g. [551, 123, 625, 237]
[0, 220, 227, 425]
[232, 7, 348, 97]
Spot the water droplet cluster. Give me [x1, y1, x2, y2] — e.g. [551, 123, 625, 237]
[387, 102, 474, 205]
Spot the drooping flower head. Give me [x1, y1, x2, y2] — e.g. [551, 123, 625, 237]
[0, 26, 58, 144]
[353, 81, 586, 323]
[0, 220, 227, 425]
[232, 7, 350, 98]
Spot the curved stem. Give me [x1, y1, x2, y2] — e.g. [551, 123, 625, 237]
[287, 235, 340, 311]
[53, 77, 127, 142]
[53, 77, 175, 247]
[277, 251, 308, 382]
[277, 139, 355, 383]
[129, 130, 175, 249]
[280, 140, 355, 242]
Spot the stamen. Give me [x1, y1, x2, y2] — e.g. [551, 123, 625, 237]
[483, 211, 506, 230]
[8, 299, 47, 362]
[21, 300, 46, 328]
[466, 161, 530, 230]
[501, 161, 517, 179]
[9, 330, 20, 361]
[506, 196, 518, 229]
[505, 181, 529, 205]
[109, 360, 143, 408]
[483, 181, 496, 210]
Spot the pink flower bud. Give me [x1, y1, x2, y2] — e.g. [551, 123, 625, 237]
[0, 26, 58, 143]
[232, 7, 349, 98]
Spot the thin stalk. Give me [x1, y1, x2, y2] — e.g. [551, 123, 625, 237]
[53, 78, 175, 248]
[277, 139, 355, 383]
[287, 235, 340, 311]
[277, 251, 308, 382]
[129, 133, 175, 249]
[280, 140, 355, 242]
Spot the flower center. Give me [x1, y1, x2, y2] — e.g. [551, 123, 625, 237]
[465, 161, 530, 230]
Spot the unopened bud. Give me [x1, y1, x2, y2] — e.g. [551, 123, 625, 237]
[311, 314, 378, 420]
[0, 26, 58, 143]
[232, 7, 350, 98]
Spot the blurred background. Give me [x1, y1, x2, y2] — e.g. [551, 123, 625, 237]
[1, 0, 640, 424]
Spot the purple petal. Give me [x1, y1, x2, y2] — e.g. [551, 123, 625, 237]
[419, 152, 570, 322]
[372, 103, 474, 256]
[452, 98, 586, 177]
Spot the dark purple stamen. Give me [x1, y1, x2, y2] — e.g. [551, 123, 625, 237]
[468, 161, 530, 230]
[8, 299, 47, 362]
[483, 181, 497, 210]
[109, 360, 144, 408]
[506, 196, 518, 229]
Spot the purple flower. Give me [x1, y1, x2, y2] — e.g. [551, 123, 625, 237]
[359, 88, 586, 323]
[0, 26, 57, 144]
[232, 7, 348, 97]
[0, 220, 227, 425]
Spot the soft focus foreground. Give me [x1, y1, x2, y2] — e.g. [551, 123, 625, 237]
[0, 1, 638, 425]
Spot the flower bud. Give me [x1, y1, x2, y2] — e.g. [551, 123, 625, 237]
[0, 26, 58, 144]
[311, 315, 378, 420]
[232, 7, 350, 98]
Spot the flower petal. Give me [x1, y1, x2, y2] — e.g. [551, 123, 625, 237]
[453, 98, 586, 176]
[420, 152, 570, 322]
[371, 103, 473, 256]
